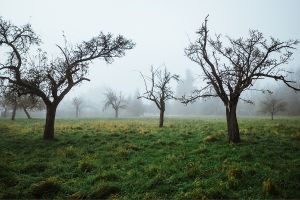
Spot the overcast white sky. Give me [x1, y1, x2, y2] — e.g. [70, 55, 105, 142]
[1, 0, 300, 99]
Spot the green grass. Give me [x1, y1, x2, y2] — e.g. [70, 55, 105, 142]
[0, 117, 300, 199]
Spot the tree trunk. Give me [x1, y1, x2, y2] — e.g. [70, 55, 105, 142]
[43, 104, 57, 140]
[23, 106, 31, 119]
[11, 103, 17, 120]
[271, 112, 274, 120]
[225, 104, 240, 143]
[76, 107, 79, 118]
[115, 108, 119, 118]
[159, 109, 164, 128]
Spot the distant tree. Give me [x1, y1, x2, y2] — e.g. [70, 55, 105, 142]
[103, 88, 127, 118]
[260, 96, 286, 120]
[183, 16, 299, 143]
[0, 84, 44, 120]
[0, 97, 8, 118]
[0, 17, 135, 139]
[127, 90, 144, 117]
[18, 94, 44, 119]
[4, 91, 18, 120]
[138, 66, 179, 127]
[72, 97, 83, 118]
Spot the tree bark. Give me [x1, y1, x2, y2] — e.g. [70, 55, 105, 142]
[115, 108, 119, 118]
[11, 103, 17, 120]
[271, 112, 274, 120]
[23, 106, 31, 119]
[225, 104, 240, 143]
[159, 109, 164, 128]
[43, 104, 57, 140]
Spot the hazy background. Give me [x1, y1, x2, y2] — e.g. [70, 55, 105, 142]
[1, 0, 300, 118]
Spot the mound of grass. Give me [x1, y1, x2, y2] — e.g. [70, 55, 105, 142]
[89, 183, 120, 199]
[57, 146, 79, 158]
[29, 177, 61, 198]
[262, 178, 280, 197]
[78, 160, 96, 173]
[93, 171, 120, 183]
[203, 135, 218, 142]
[226, 167, 244, 189]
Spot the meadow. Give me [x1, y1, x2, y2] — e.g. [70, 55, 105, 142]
[0, 117, 300, 199]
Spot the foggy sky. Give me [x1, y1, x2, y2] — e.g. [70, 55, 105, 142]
[1, 0, 300, 101]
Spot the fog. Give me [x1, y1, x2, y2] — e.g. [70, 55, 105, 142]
[9, 68, 300, 119]
[1, 0, 300, 118]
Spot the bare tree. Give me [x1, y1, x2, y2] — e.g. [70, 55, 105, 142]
[18, 94, 44, 119]
[72, 97, 83, 118]
[103, 88, 127, 118]
[1, 85, 44, 120]
[0, 97, 8, 118]
[138, 66, 179, 127]
[0, 17, 135, 139]
[260, 96, 286, 120]
[183, 16, 299, 143]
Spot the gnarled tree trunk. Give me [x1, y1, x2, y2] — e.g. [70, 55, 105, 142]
[23, 106, 31, 119]
[271, 112, 274, 120]
[11, 103, 17, 120]
[115, 108, 119, 118]
[159, 109, 165, 128]
[225, 103, 240, 143]
[44, 104, 57, 140]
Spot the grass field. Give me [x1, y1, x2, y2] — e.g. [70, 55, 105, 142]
[0, 117, 300, 199]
